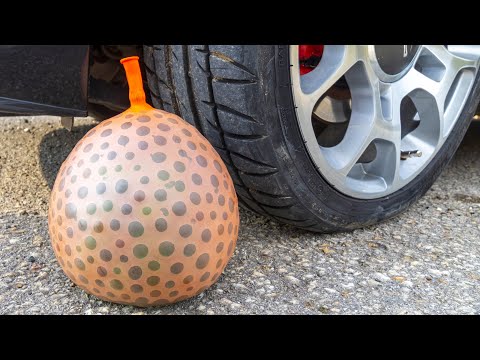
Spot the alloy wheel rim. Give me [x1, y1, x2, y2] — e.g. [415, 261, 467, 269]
[290, 45, 480, 199]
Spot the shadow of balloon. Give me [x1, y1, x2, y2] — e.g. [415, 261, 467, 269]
[38, 124, 97, 189]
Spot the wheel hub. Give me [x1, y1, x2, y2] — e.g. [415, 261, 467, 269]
[370, 45, 420, 82]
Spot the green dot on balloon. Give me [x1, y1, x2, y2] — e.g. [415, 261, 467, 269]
[133, 244, 148, 259]
[98, 166, 107, 176]
[134, 165, 141, 171]
[159, 241, 174, 257]
[157, 170, 170, 181]
[84, 236, 96, 250]
[148, 261, 160, 271]
[110, 279, 123, 290]
[87, 203, 96, 215]
[175, 181, 185, 192]
[113, 267, 121, 275]
[129, 222, 145, 238]
[142, 207, 152, 215]
[115, 165, 122, 172]
[103, 200, 113, 212]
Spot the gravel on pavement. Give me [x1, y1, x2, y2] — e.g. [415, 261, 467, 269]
[0, 116, 479, 315]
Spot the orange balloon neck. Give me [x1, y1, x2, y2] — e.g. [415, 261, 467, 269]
[120, 56, 153, 112]
[127, 103, 154, 112]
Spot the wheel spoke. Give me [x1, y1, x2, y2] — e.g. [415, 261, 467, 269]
[323, 119, 375, 176]
[393, 67, 440, 99]
[447, 45, 480, 60]
[424, 45, 478, 69]
[297, 45, 359, 116]
[398, 46, 477, 142]
[327, 80, 400, 179]
[425, 45, 477, 101]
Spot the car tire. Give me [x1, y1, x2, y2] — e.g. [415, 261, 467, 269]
[143, 45, 480, 232]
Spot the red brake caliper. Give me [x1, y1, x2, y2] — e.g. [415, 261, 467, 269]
[299, 45, 324, 75]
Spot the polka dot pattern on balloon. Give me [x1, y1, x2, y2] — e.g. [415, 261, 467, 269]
[48, 108, 239, 307]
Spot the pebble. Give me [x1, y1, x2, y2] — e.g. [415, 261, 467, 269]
[32, 235, 44, 247]
[428, 269, 443, 277]
[367, 279, 381, 287]
[230, 302, 242, 310]
[324, 288, 338, 294]
[285, 275, 301, 285]
[261, 250, 272, 257]
[255, 288, 266, 295]
[219, 298, 241, 309]
[233, 283, 248, 291]
[458, 306, 476, 314]
[373, 273, 391, 283]
[307, 281, 317, 291]
[50, 293, 66, 300]
[37, 272, 48, 280]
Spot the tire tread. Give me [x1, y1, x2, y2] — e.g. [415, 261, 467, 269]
[144, 45, 326, 231]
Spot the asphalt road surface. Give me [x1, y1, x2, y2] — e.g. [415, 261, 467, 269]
[0, 116, 479, 315]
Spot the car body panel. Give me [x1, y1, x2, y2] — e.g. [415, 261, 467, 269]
[0, 45, 89, 116]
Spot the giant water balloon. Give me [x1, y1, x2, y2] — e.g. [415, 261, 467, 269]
[48, 56, 239, 306]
